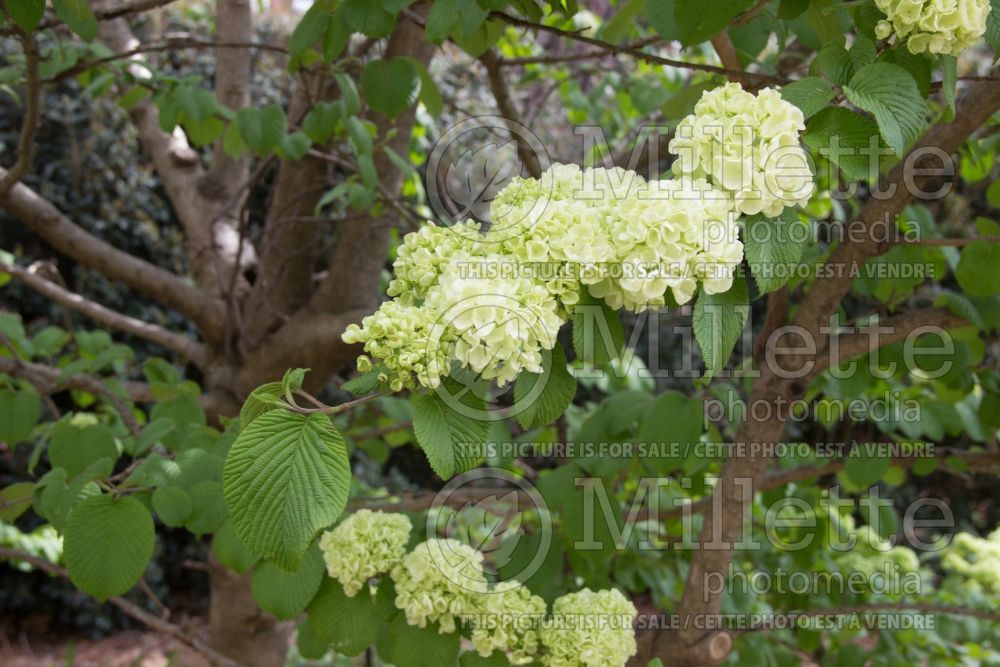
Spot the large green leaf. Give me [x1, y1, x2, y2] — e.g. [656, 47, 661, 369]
[151, 486, 193, 527]
[956, 241, 1000, 296]
[251, 545, 325, 620]
[223, 410, 350, 570]
[307, 578, 382, 656]
[236, 104, 287, 155]
[572, 292, 624, 366]
[52, 0, 98, 41]
[986, 0, 1000, 56]
[411, 392, 489, 479]
[362, 58, 421, 119]
[64, 495, 155, 601]
[0, 482, 34, 522]
[744, 211, 806, 294]
[645, 0, 753, 46]
[780, 77, 834, 119]
[212, 519, 258, 574]
[513, 343, 577, 429]
[49, 422, 118, 479]
[375, 614, 459, 667]
[693, 277, 750, 380]
[844, 63, 927, 157]
[0, 389, 41, 444]
[636, 391, 705, 473]
[803, 107, 883, 182]
[9, 0, 45, 33]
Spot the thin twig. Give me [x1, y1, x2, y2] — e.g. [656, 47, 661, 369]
[0, 25, 40, 197]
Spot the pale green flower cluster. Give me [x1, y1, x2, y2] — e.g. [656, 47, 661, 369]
[833, 525, 921, 579]
[540, 588, 638, 667]
[317, 509, 412, 597]
[491, 165, 742, 310]
[391, 538, 488, 633]
[344, 157, 757, 389]
[669, 83, 813, 218]
[874, 0, 989, 55]
[940, 529, 1000, 593]
[470, 580, 547, 664]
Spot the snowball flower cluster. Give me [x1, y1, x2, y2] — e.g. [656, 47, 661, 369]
[941, 529, 1000, 593]
[540, 588, 638, 667]
[874, 0, 989, 56]
[833, 525, 921, 581]
[669, 83, 813, 218]
[469, 580, 547, 664]
[391, 538, 488, 633]
[318, 510, 412, 596]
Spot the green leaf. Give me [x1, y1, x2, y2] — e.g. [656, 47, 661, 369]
[780, 77, 834, 119]
[636, 391, 704, 472]
[572, 292, 624, 366]
[64, 495, 154, 601]
[0, 482, 35, 522]
[362, 58, 421, 119]
[289, 4, 332, 70]
[986, 0, 1000, 56]
[307, 578, 381, 656]
[411, 392, 489, 479]
[803, 107, 883, 181]
[279, 131, 312, 160]
[844, 63, 927, 157]
[9, 0, 46, 33]
[240, 382, 284, 427]
[185, 480, 229, 535]
[342, 0, 396, 37]
[132, 418, 174, 456]
[645, 0, 753, 46]
[236, 104, 286, 155]
[151, 486, 193, 527]
[693, 277, 749, 380]
[956, 241, 1000, 296]
[843, 449, 890, 490]
[426, 0, 460, 42]
[252, 545, 325, 620]
[223, 410, 350, 570]
[413, 60, 443, 117]
[53, 0, 98, 41]
[461, 651, 511, 667]
[49, 422, 118, 479]
[513, 344, 576, 429]
[302, 101, 342, 144]
[375, 613, 459, 667]
[744, 211, 806, 294]
[0, 388, 41, 444]
[212, 519, 258, 573]
[940, 55, 957, 120]
[296, 621, 330, 660]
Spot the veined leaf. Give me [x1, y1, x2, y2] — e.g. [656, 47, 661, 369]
[693, 277, 749, 380]
[223, 410, 350, 570]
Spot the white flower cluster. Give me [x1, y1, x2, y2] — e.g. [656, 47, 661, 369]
[669, 83, 814, 218]
[540, 588, 638, 667]
[391, 538, 488, 633]
[317, 509, 412, 596]
[874, 0, 989, 56]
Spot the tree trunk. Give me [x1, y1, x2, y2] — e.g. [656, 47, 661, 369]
[207, 555, 292, 667]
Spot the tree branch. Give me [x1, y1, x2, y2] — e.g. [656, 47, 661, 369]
[486, 10, 785, 85]
[0, 26, 40, 197]
[480, 48, 542, 178]
[2, 262, 210, 368]
[813, 307, 969, 375]
[0, 170, 225, 341]
[0, 547, 242, 667]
